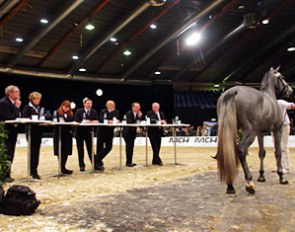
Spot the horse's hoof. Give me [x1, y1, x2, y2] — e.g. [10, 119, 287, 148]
[257, 176, 266, 182]
[245, 182, 255, 194]
[280, 179, 289, 185]
[211, 155, 217, 160]
[226, 185, 236, 194]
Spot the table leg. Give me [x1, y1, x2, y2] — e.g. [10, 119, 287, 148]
[91, 127, 95, 172]
[173, 127, 177, 165]
[145, 127, 148, 166]
[27, 124, 31, 179]
[119, 127, 122, 170]
[58, 125, 62, 176]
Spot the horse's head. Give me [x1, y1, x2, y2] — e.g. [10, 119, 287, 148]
[262, 67, 293, 97]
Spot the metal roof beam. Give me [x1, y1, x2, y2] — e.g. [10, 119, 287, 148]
[94, 0, 181, 73]
[122, 0, 228, 80]
[0, 0, 21, 19]
[7, 0, 85, 68]
[37, 0, 111, 67]
[216, 0, 292, 83]
[68, 1, 151, 75]
[0, 0, 27, 28]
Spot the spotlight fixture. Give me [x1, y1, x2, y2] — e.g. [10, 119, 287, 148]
[287, 46, 295, 52]
[15, 37, 23, 42]
[110, 37, 117, 42]
[123, 50, 131, 56]
[238, 4, 245, 10]
[79, 67, 86, 72]
[185, 32, 202, 46]
[96, 89, 103, 97]
[155, 71, 161, 75]
[40, 18, 49, 24]
[262, 18, 269, 25]
[149, 0, 166, 6]
[85, 21, 95, 30]
[72, 55, 79, 60]
[70, 102, 76, 109]
[150, 24, 157, 29]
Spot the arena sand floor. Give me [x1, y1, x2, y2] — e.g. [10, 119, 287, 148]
[1, 146, 295, 231]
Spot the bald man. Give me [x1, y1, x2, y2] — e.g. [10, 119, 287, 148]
[147, 102, 166, 166]
[95, 100, 119, 170]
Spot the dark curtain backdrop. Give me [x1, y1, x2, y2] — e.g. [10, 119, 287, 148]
[0, 74, 174, 121]
[0, 73, 220, 128]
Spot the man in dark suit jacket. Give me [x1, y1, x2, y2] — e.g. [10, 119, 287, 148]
[74, 98, 98, 171]
[147, 102, 166, 166]
[0, 85, 21, 182]
[123, 102, 142, 167]
[95, 100, 119, 171]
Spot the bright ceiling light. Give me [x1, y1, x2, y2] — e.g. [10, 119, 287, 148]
[238, 4, 245, 10]
[185, 32, 202, 46]
[262, 18, 269, 25]
[155, 71, 161, 75]
[150, 24, 157, 29]
[214, 84, 220, 88]
[287, 46, 295, 52]
[79, 67, 86, 72]
[40, 18, 49, 24]
[123, 50, 131, 56]
[72, 55, 79, 60]
[110, 37, 117, 42]
[96, 89, 103, 96]
[85, 23, 95, 31]
[70, 102, 76, 109]
[15, 37, 23, 42]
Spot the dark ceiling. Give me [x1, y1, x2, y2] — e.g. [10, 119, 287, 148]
[0, 0, 294, 88]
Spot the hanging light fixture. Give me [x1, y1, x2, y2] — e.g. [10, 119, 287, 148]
[85, 18, 95, 30]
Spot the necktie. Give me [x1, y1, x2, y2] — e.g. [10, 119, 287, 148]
[157, 112, 160, 121]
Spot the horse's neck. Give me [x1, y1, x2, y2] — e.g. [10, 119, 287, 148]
[261, 82, 276, 99]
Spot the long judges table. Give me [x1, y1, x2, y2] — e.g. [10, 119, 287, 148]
[5, 119, 189, 178]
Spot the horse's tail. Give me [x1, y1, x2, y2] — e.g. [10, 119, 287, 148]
[217, 90, 239, 185]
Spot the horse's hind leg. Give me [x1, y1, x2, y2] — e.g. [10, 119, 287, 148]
[257, 134, 266, 182]
[239, 132, 256, 194]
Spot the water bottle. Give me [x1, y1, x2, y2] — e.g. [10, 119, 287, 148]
[103, 113, 108, 124]
[146, 115, 150, 125]
[39, 107, 45, 121]
[112, 116, 117, 125]
[174, 115, 179, 124]
[82, 112, 86, 122]
[122, 114, 127, 124]
[53, 111, 58, 122]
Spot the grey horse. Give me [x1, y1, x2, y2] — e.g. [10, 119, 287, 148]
[216, 67, 293, 194]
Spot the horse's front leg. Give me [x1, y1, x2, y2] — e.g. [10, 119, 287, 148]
[273, 128, 288, 184]
[257, 134, 266, 182]
[239, 132, 256, 194]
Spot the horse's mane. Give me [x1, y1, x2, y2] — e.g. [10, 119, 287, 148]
[260, 71, 271, 91]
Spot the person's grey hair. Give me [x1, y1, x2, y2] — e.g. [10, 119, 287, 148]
[152, 102, 160, 107]
[5, 85, 18, 96]
[83, 97, 92, 104]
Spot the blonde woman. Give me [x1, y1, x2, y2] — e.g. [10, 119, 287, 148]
[22, 92, 43, 179]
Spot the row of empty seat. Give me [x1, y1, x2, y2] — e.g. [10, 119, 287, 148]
[174, 91, 222, 109]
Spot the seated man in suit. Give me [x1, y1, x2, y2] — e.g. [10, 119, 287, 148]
[147, 102, 166, 166]
[123, 102, 142, 167]
[0, 85, 21, 182]
[95, 100, 119, 171]
[74, 98, 98, 171]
